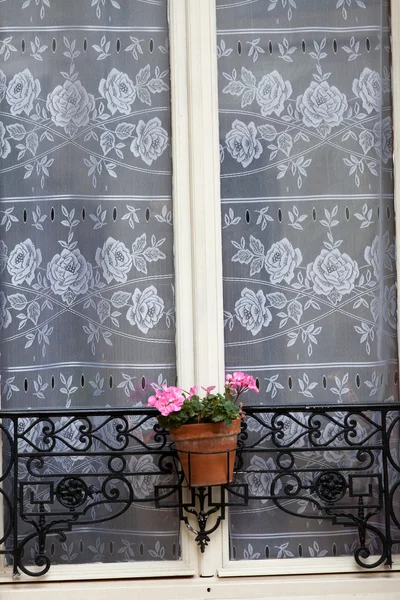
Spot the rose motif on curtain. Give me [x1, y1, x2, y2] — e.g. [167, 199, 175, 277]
[95, 238, 132, 284]
[256, 71, 292, 116]
[129, 455, 160, 499]
[46, 80, 95, 136]
[99, 68, 136, 115]
[7, 239, 42, 286]
[244, 456, 283, 502]
[225, 120, 263, 168]
[264, 238, 303, 284]
[234, 288, 272, 336]
[126, 286, 165, 334]
[274, 413, 308, 447]
[352, 68, 382, 114]
[306, 249, 359, 305]
[47, 249, 93, 304]
[130, 118, 169, 166]
[6, 69, 40, 116]
[296, 81, 348, 137]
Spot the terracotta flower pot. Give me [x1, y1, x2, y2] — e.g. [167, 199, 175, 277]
[169, 419, 241, 487]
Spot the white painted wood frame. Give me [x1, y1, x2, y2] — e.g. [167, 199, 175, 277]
[0, 0, 399, 595]
[183, 0, 225, 578]
[2, 571, 400, 599]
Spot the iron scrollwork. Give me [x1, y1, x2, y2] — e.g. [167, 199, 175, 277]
[0, 403, 398, 576]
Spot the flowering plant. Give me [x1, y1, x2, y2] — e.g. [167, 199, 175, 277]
[148, 372, 258, 429]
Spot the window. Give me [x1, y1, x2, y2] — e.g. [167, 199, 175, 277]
[0, 0, 194, 581]
[217, 0, 398, 571]
[0, 0, 399, 591]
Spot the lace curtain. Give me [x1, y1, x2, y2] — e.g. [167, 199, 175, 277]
[0, 0, 179, 565]
[217, 0, 399, 560]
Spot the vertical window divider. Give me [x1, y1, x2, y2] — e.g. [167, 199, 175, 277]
[173, 0, 226, 577]
[169, 0, 201, 575]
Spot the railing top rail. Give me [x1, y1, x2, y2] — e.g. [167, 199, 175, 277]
[0, 402, 398, 418]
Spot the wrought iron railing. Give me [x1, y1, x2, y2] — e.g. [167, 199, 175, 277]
[0, 403, 399, 577]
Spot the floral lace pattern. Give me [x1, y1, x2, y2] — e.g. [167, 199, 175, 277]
[0, 0, 179, 566]
[217, 0, 399, 562]
[0, 42, 170, 189]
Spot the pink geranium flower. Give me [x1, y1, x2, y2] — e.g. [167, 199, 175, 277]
[148, 384, 185, 417]
[148, 372, 258, 422]
[189, 386, 198, 398]
[225, 372, 259, 393]
[201, 385, 216, 396]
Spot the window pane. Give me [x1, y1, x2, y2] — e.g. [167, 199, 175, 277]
[0, 0, 179, 565]
[217, 0, 399, 560]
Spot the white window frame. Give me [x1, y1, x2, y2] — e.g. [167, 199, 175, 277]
[0, 0, 400, 593]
